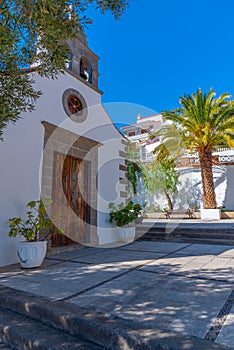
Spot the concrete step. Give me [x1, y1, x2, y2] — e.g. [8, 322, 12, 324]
[137, 231, 234, 239]
[0, 306, 103, 350]
[140, 236, 234, 246]
[174, 237, 234, 245]
[0, 286, 230, 350]
[136, 225, 234, 245]
[137, 225, 234, 234]
[0, 340, 15, 350]
[138, 231, 234, 240]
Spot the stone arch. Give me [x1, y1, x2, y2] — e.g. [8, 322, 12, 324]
[80, 56, 92, 84]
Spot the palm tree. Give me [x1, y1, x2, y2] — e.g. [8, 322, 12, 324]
[153, 88, 234, 209]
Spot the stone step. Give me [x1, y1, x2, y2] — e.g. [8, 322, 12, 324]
[139, 235, 234, 246]
[138, 231, 234, 241]
[138, 231, 234, 240]
[173, 237, 234, 245]
[0, 340, 15, 350]
[0, 306, 103, 350]
[0, 286, 229, 350]
[136, 225, 234, 245]
[137, 226, 234, 234]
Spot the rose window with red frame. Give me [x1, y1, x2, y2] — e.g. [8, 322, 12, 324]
[67, 95, 83, 114]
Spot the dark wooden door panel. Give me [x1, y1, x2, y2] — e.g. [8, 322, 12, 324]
[51, 153, 89, 246]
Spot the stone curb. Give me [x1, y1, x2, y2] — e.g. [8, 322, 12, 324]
[0, 339, 14, 350]
[0, 306, 103, 349]
[0, 286, 233, 350]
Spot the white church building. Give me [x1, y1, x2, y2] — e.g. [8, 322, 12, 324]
[0, 33, 128, 267]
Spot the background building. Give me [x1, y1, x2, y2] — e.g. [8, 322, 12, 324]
[121, 113, 164, 162]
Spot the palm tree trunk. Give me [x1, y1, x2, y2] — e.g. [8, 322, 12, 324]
[199, 148, 217, 209]
[163, 188, 173, 211]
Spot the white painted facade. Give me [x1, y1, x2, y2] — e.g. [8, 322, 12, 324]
[0, 42, 126, 267]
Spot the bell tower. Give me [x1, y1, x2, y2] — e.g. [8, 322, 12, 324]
[66, 33, 99, 90]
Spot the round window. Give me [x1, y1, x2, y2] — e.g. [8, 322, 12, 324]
[67, 95, 82, 114]
[62, 89, 87, 123]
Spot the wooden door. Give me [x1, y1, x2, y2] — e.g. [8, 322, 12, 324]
[50, 153, 89, 246]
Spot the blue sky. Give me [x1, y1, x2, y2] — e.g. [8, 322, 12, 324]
[86, 0, 234, 125]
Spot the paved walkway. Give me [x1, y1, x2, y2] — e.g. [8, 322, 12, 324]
[0, 241, 234, 349]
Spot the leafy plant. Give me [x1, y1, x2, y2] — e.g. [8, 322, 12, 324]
[162, 207, 169, 213]
[126, 142, 142, 196]
[142, 156, 179, 211]
[7, 200, 63, 242]
[109, 201, 143, 227]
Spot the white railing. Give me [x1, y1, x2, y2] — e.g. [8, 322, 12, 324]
[219, 155, 234, 163]
[216, 147, 234, 153]
[132, 146, 234, 165]
[127, 133, 150, 142]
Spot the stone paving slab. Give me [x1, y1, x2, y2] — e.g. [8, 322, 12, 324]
[0, 260, 143, 300]
[0, 247, 164, 301]
[47, 247, 108, 261]
[68, 269, 233, 339]
[71, 248, 164, 265]
[169, 244, 234, 257]
[216, 304, 234, 347]
[0, 241, 234, 349]
[119, 241, 190, 253]
[219, 248, 234, 259]
[139, 254, 211, 274]
[0, 259, 63, 279]
[140, 254, 234, 282]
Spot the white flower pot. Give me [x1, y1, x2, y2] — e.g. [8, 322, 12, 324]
[17, 241, 47, 268]
[200, 208, 221, 220]
[119, 227, 136, 243]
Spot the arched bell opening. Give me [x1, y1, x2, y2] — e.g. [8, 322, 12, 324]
[65, 47, 73, 71]
[80, 56, 92, 84]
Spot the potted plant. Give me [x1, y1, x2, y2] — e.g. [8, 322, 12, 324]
[109, 201, 143, 243]
[7, 200, 62, 268]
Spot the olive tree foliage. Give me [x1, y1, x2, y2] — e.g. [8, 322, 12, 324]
[0, 0, 129, 140]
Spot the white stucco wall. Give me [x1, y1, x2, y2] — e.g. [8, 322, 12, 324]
[134, 165, 234, 211]
[176, 165, 234, 210]
[0, 72, 125, 267]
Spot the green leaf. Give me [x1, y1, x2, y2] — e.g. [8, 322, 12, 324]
[0, 1, 129, 140]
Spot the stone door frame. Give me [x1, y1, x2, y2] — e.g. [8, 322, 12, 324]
[41, 121, 102, 245]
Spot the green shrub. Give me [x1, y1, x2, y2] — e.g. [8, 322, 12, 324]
[109, 201, 143, 227]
